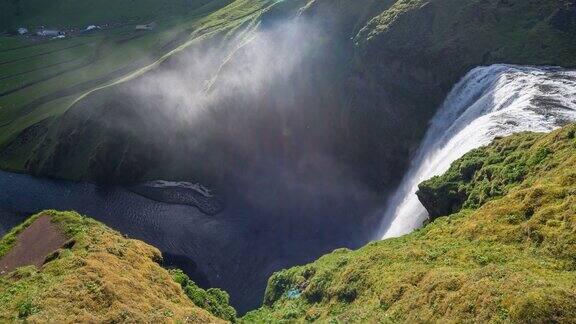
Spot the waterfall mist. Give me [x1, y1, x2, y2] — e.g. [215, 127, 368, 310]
[379, 64, 576, 239]
[66, 16, 383, 312]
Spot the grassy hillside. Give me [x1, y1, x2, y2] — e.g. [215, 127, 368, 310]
[0, 210, 235, 322]
[417, 131, 563, 219]
[0, 0, 273, 159]
[243, 124, 576, 323]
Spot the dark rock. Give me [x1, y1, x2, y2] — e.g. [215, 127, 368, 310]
[416, 182, 467, 220]
[129, 180, 223, 215]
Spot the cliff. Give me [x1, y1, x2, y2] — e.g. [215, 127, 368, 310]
[3, 0, 576, 190]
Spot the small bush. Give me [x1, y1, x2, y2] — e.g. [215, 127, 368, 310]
[17, 299, 39, 319]
[264, 271, 293, 305]
[170, 269, 237, 322]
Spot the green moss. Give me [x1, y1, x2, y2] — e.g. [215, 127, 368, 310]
[417, 132, 546, 218]
[418, 126, 575, 220]
[244, 124, 576, 323]
[170, 269, 237, 322]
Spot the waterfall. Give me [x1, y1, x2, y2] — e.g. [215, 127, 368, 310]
[380, 64, 576, 239]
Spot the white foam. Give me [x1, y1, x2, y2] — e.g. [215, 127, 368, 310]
[380, 64, 576, 239]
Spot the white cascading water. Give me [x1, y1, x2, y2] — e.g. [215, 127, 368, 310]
[380, 64, 576, 239]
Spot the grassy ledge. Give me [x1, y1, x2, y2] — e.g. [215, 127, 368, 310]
[0, 210, 235, 323]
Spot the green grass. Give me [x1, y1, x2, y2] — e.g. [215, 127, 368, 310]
[0, 0, 291, 180]
[0, 210, 233, 322]
[0, 0, 217, 31]
[243, 124, 576, 323]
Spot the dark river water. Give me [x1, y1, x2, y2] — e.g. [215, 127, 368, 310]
[0, 170, 376, 313]
[0, 170, 259, 309]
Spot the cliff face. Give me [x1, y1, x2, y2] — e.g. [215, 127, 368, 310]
[4, 0, 575, 226]
[243, 124, 576, 323]
[357, 0, 576, 95]
[0, 211, 234, 323]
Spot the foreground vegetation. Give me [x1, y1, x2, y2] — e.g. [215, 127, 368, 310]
[0, 210, 234, 322]
[244, 124, 576, 322]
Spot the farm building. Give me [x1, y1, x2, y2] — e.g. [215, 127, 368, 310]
[37, 29, 62, 37]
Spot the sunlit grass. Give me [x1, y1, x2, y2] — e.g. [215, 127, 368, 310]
[0, 210, 231, 322]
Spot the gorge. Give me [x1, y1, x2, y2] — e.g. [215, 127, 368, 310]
[1, 62, 575, 315]
[1, 0, 576, 321]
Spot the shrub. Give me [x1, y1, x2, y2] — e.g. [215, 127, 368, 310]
[17, 299, 39, 319]
[169, 269, 237, 322]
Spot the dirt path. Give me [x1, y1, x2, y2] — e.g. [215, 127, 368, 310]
[0, 215, 67, 274]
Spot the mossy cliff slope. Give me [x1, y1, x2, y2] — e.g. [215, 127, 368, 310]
[357, 0, 576, 99]
[244, 124, 576, 323]
[0, 211, 234, 323]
